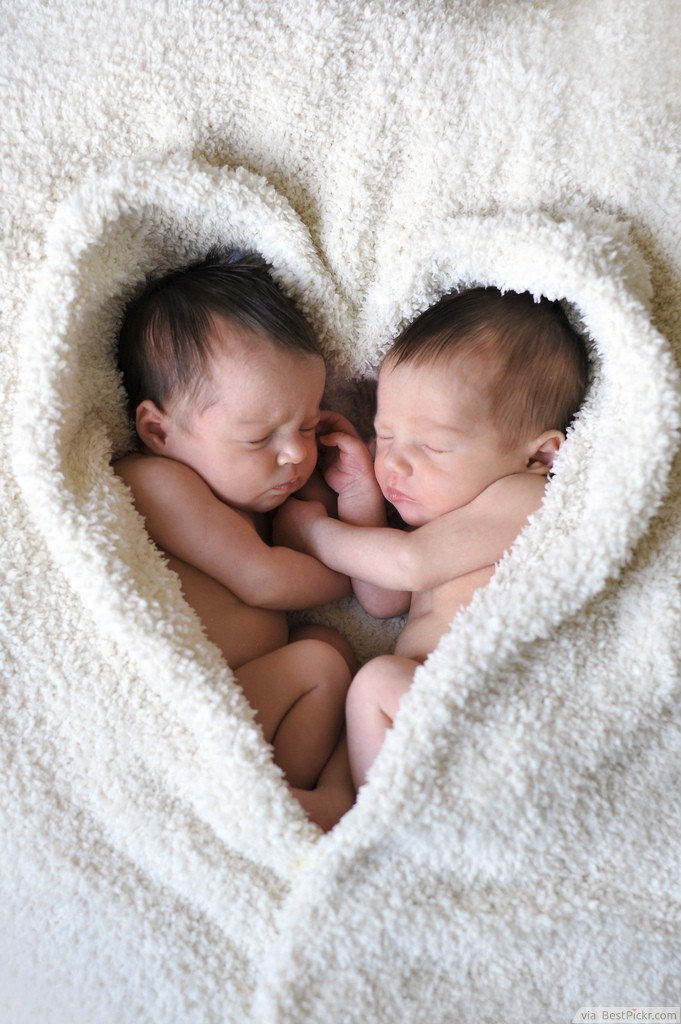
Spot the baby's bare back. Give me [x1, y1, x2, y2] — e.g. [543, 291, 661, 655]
[394, 564, 496, 663]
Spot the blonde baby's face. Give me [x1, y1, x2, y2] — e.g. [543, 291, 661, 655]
[158, 320, 325, 513]
[373, 355, 531, 527]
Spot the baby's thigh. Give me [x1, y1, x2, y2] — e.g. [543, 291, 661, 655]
[347, 654, 418, 722]
[235, 639, 351, 743]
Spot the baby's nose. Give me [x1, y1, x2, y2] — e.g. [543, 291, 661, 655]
[277, 435, 308, 465]
[382, 444, 410, 475]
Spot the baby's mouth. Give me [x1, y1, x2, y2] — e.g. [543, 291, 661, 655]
[385, 485, 412, 504]
[272, 476, 300, 493]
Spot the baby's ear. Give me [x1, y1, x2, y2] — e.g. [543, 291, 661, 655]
[135, 399, 169, 453]
[526, 430, 565, 473]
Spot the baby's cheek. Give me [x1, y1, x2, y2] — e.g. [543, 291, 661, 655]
[372, 458, 386, 491]
[297, 452, 316, 487]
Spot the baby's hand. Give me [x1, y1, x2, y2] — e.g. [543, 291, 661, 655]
[272, 497, 328, 553]
[316, 411, 375, 498]
[317, 409, 361, 439]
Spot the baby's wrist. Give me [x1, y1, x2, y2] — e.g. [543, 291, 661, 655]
[337, 480, 386, 526]
[307, 513, 335, 557]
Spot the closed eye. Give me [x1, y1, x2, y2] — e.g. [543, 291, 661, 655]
[244, 435, 272, 447]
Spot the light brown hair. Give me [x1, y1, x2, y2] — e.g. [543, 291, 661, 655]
[385, 287, 589, 446]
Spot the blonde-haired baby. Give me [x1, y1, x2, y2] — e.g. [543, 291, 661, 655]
[274, 287, 589, 787]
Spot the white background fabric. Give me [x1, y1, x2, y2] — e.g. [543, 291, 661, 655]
[1, 2, 680, 1021]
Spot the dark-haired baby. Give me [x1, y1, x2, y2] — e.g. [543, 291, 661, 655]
[115, 250, 356, 831]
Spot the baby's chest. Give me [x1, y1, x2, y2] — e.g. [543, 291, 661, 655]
[410, 565, 496, 627]
[397, 567, 496, 660]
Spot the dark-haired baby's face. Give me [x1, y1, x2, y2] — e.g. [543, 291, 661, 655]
[161, 327, 325, 513]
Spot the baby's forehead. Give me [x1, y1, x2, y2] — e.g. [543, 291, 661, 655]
[374, 342, 504, 432]
[378, 345, 494, 390]
[208, 321, 324, 369]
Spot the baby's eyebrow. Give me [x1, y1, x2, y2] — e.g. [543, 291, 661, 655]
[237, 409, 321, 429]
[236, 416, 272, 428]
[374, 417, 463, 436]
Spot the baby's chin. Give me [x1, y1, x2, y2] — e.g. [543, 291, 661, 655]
[256, 493, 291, 514]
[227, 491, 289, 515]
[401, 512, 431, 528]
[387, 503, 432, 529]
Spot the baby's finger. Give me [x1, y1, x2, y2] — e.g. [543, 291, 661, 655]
[318, 409, 360, 437]
[319, 431, 364, 453]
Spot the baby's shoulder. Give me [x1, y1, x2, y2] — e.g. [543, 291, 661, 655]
[477, 471, 548, 518]
[114, 452, 209, 503]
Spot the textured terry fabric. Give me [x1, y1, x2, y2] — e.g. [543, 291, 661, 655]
[1, 2, 680, 1022]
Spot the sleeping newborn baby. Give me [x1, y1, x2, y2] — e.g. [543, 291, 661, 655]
[114, 247, 356, 830]
[274, 286, 589, 787]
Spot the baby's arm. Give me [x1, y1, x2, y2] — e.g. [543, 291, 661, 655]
[307, 412, 409, 617]
[292, 467, 338, 515]
[116, 456, 350, 609]
[276, 473, 548, 592]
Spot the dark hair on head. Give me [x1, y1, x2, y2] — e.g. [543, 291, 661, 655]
[117, 247, 321, 418]
[385, 286, 590, 446]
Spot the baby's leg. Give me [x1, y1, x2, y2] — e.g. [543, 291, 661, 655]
[345, 654, 418, 789]
[236, 639, 351, 790]
[289, 621, 357, 674]
[291, 730, 355, 832]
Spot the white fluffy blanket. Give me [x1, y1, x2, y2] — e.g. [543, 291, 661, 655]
[2, 2, 680, 1021]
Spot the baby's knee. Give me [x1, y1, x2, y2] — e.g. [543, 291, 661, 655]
[351, 655, 401, 688]
[347, 655, 414, 717]
[346, 656, 387, 707]
[289, 622, 357, 673]
[295, 638, 352, 698]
